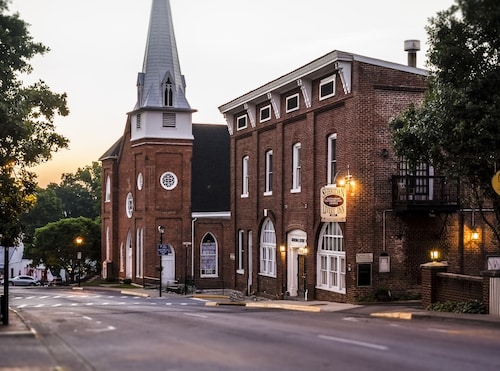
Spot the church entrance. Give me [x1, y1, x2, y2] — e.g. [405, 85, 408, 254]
[161, 250, 176, 285]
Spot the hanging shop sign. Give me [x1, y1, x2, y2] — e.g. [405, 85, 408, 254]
[320, 186, 346, 222]
[492, 171, 500, 196]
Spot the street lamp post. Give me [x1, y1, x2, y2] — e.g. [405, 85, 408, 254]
[158, 226, 165, 297]
[75, 236, 84, 287]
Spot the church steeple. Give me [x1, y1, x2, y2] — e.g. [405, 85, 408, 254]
[131, 0, 194, 141]
[136, 0, 190, 110]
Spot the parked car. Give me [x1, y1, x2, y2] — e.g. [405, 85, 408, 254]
[8, 275, 41, 286]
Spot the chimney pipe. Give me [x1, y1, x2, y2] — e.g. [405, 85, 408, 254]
[404, 40, 420, 67]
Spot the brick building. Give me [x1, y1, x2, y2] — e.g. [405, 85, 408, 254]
[219, 45, 496, 303]
[101, 0, 496, 303]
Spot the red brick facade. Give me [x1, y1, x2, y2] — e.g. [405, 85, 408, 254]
[220, 52, 498, 303]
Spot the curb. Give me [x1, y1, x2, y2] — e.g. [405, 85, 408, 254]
[120, 290, 150, 298]
[0, 309, 37, 338]
[205, 301, 322, 312]
[370, 312, 413, 320]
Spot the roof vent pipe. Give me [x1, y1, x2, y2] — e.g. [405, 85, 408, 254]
[404, 40, 420, 67]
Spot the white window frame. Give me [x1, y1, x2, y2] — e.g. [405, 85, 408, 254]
[319, 75, 336, 100]
[200, 233, 218, 277]
[242, 155, 249, 198]
[264, 150, 273, 195]
[327, 134, 337, 184]
[291, 143, 301, 193]
[316, 222, 346, 294]
[286, 93, 300, 113]
[259, 218, 276, 277]
[237, 230, 244, 274]
[260, 105, 271, 123]
[237, 114, 248, 130]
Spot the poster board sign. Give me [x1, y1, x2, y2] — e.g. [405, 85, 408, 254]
[157, 243, 173, 256]
[320, 186, 346, 222]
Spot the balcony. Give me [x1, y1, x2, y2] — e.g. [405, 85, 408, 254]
[392, 176, 460, 212]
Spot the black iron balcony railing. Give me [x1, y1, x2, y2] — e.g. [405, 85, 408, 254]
[392, 176, 460, 212]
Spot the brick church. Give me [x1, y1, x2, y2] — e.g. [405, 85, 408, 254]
[101, 0, 495, 303]
[100, 0, 231, 290]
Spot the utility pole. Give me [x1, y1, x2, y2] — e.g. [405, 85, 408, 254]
[2, 238, 9, 325]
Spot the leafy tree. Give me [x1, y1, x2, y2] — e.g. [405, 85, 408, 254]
[390, 0, 500, 242]
[32, 217, 101, 280]
[20, 187, 64, 250]
[52, 162, 102, 219]
[0, 0, 69, 246]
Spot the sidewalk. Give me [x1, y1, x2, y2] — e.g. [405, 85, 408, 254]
[2, 285, 500, 337]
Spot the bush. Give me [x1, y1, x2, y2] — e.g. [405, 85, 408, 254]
[427, 299, 486, 314]
[122, 278, 132, 285]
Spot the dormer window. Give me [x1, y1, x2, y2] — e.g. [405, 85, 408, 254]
[164, 77, 173, 107]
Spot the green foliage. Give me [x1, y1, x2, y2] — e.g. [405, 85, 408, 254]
[0, 0, 69, 245]
[390, 0, 500, 242]
[32, 217, 101, 276]
[49, 162, 102, 219]
[427, 299, 486, 314]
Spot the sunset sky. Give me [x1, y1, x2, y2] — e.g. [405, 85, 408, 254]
[9, 0, 455, 187]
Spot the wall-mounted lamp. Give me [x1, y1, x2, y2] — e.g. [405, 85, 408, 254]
[430, 250, 440, 262]
[337, 165, 355, 196]
[471, 227, 480, 242]
[279, 245, 286, 253]
[471, 209, 480, 242]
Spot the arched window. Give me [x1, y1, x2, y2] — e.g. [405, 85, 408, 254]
[105, 175, 111, 202]
[164, 77, 173, 107]
[316, 222, 345, 293]
[260, 218, 276, 277]
[200, 233, 218, 277]
[136, 228, 143, 278]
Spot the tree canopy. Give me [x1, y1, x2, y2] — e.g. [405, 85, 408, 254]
[32, 217, 101, 278]
[0, 0, 69, 246]
[390, 0, 500, 241]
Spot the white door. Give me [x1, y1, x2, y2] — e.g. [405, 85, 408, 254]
[162, 250, 175, 285]
[286, 230, 307, 297]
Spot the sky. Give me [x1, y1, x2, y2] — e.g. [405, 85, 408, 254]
[8, 0, 456, 187]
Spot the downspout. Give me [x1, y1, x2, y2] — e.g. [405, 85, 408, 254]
[191, 218, 197, 279]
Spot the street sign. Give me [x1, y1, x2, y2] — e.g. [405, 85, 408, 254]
[157, 243, 172, 256]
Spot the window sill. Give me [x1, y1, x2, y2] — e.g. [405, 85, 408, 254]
[236, 269, 245, 275]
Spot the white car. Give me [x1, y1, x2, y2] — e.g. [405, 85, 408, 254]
[8, 275, 41, 286]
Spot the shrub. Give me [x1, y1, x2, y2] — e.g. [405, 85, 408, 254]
[122, 278, 132, 285]
[427, 300, 486, 314]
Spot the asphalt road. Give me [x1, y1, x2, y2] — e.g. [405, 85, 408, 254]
[3, 287, 500, 371]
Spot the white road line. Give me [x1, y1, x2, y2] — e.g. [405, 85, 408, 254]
[86, 326, 116, 333]
[83, 316, 93, 321]
[184, 313, 208, 319]
[318, 334, 389, 351]
[52, 304, 62, 307]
